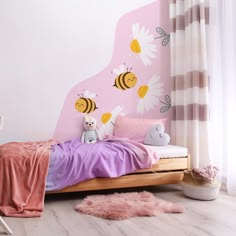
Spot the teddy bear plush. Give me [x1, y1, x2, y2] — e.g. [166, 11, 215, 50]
[81, 116, 102, 144]
[143, 124, 170, 146]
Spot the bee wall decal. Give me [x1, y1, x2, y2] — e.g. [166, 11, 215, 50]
[154, 27, 170, 46]
[75, 90, 98, 114]
[112, 64, 137, 90]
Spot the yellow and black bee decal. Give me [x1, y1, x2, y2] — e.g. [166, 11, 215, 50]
[113, 69, 137, 90]
[112, 64, 138, 90]
[75, 90, 98, 114]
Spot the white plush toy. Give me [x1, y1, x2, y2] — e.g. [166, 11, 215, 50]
[81, 116, 102, 144]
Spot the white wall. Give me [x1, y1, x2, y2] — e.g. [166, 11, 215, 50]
[0, 0, 155, 143]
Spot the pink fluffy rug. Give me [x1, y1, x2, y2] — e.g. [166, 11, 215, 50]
[74, 191, 184, 220]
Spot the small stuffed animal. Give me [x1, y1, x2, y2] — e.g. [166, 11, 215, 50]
[144, 124, 170, 146]
[81, 116, 102, 144]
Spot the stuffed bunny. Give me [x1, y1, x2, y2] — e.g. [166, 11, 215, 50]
[144, 124, 170, 146]
[81, 116, 102, 144]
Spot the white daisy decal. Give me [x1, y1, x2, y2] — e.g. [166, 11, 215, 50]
[130, 23, 157, 66]
[137, 75, 163, 114]
[99, 106, 124, 138]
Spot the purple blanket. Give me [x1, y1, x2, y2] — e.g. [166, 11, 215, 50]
[46, 138, 159, 191]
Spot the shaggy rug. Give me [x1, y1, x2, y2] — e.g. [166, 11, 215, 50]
[74, 191, 184, 220]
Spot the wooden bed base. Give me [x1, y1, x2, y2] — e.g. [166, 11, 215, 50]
[46, 155, 190, 194]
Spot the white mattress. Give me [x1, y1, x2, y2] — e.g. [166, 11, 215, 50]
[144, 145, 188, 158]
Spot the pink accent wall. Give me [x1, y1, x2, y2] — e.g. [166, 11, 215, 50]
[54, 0, 171, 142]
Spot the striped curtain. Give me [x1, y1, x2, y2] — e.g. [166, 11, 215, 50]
[169, 0, 210, 168]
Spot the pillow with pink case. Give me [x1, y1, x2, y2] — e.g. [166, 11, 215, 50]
[113, 115, 167, 143]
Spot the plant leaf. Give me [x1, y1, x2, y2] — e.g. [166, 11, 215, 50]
[156, 27, 167, 36]
[164, 95, 171, 104]
[160, 105, 171, 113]
[162, 36, 170, 46]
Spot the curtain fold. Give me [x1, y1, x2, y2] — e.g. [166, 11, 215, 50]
[169, 0, 210, 168]
[208, 0, 236, 195]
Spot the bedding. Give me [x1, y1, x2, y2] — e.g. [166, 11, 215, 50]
[114, 115, 167, 143]
[0, 137, 159, 217]
[144, 145, 188, 158]
[46, 137, 159, 191]
[0, 137, 188, 217]
[0, 140, 55, 217]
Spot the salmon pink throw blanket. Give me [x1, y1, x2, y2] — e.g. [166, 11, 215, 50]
[0, 140, 55, 217]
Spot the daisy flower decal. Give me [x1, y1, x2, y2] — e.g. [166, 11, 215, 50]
[137, 75, 163, 114]
[99, 106, 123, 138]
[130, 23, 157, 66]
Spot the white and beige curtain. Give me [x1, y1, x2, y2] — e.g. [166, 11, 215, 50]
[208, 0, 236, 195]
[169, 0, 210, 168]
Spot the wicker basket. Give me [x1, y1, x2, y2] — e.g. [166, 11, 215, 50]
[181, 170, 221, 200]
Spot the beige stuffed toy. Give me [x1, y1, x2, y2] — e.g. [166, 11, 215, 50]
[81, 116, 102, 144]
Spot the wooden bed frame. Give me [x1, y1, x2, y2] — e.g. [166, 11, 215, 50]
[46, 155, 190, 194]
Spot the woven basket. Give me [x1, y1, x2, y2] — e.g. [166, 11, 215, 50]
[181, 170, 221, 201]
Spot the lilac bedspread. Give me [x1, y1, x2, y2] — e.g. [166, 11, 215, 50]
[46, 137, 159, 191]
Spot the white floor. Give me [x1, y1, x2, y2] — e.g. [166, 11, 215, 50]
[1, 184, 236, 236]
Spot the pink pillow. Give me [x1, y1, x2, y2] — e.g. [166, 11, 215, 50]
[114, 115, 167, 143]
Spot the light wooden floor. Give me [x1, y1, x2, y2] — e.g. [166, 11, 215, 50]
[1, 184, 236, 236]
